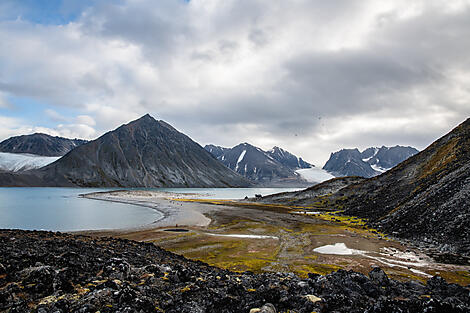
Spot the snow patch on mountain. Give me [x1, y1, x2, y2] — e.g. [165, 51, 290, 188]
[235, 150, 246, 171]
[0, 152, 59, 172]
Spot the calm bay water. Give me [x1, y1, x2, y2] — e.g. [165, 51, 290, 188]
[0, 187, 300, 231]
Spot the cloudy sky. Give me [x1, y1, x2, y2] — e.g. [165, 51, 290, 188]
[1, 0, 470, 165]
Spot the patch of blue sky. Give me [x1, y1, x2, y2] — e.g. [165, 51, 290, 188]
[0, 0, 96, 25]
[2, 95, 82, 128]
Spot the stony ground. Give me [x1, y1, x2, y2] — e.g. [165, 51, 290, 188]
[1, 230, 469, 312]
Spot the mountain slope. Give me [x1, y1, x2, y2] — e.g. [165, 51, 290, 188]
[323, 146, 418, 177]
[266, 146, 313, 170]
[257, 119, 470, 257]
[0, 152, 59, 172]
[33, 114, 250, 187]
[0, 133, 87, 156]
[204, 144, 228, 159]
[335, 119, 470, 256]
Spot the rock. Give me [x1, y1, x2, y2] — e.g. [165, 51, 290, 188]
[369, 267, 389, 285]
[305, 294, 322, 303]
[250, 303, 276, 313]
[1, 230, 470, 312]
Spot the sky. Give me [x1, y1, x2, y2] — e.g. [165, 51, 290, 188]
[1, 0, 470, 166]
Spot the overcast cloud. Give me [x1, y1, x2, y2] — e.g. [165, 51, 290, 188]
[0, 0, 470, 165]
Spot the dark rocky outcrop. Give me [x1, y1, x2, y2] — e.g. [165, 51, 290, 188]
[323, 146, 418, 178]
[1, 230, 469, 312]
[0, 133, 87, 157]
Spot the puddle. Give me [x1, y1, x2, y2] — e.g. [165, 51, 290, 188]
[291, 211, 321, 215]
[204, 233, 278, 240]
[314, 242, 433, 278]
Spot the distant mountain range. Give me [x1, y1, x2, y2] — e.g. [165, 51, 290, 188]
[0, 115, 250, 187]
[204, 143, 318, 186]
[323, 146, 419, 178]
[0, 133, 87, 156]
[261, 118, 470, 257]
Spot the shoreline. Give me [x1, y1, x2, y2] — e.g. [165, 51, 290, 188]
[79, 190, 212, 232]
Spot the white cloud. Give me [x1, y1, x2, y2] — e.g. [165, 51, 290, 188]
[0, 0, 469, 165]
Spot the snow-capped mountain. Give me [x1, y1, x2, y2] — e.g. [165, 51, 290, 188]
[267, 146, 313, 170]
[204, 143, 324, 185]
[0, 152, 59, 172]
[323, 146, 419, 178]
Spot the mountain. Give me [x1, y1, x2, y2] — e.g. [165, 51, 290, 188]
[323, 146, 419, 178]
[206, 143, 297, 185]
[0, 114, 250, 187]
[204, 144, 228, 159]
[261, 118, 470, 257]
[0, 152, 59, 172]
[204, 143, 319, 186]
[0, 133, 87, 156]
[266, 146, 313, 170]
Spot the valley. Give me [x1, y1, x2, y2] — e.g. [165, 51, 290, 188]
[78, 190, 470, 286]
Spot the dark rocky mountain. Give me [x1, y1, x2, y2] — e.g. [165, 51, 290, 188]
[323, 145, 418, 178]
[0, 114, 250, 187]
[205, 143, 310, 186]
[204, 144, 228, 159]
[0, 133, 87, 156]
[3, 230, 469, 313]
[267, 146, 313, 170]
[323, 148, 377, 178]
[260, 118, 470, 258]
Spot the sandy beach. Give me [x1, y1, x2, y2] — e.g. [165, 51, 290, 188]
[81, 190, 213, 229]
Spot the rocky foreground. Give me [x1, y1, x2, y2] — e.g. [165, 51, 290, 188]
[0, 230, 469, 313]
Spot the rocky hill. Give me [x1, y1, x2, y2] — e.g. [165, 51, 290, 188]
[0, 115, 250, 187]
[323, 146, 418, 178]
[0, 133, 87, 157]
[1, 229, 469, 313]
[205, 143, 310, 186]
[335, 119, 470, 257]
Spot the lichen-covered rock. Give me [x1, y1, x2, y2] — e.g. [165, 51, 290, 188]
[0, 230, 469, 312]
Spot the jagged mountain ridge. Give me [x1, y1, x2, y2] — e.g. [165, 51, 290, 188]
[323, 145, 419, 178]
[204, 143, 315, 186]
[0, 133, 87, 157]
[0, 115, 250, 187]
[267, 146, 313, 170]
[206, 143, 296, 184]
[204, 144, 228, 159]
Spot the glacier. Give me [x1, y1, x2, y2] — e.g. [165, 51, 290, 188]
[0, 152, 59, 172]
